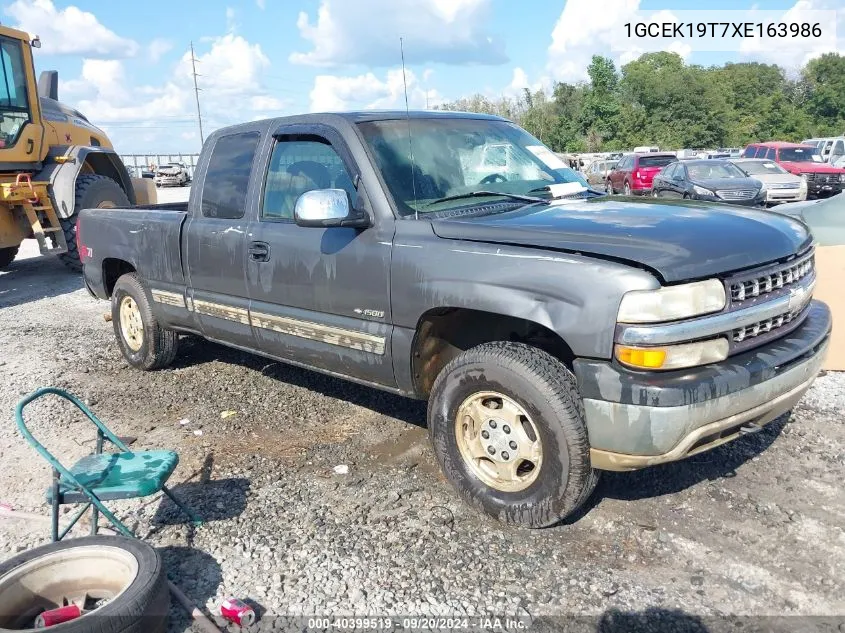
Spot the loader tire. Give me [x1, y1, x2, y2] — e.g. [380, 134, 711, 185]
[0, 246, 18, 269]
[59, 175, 130, 273]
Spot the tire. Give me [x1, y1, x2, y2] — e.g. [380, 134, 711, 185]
[683, 193, 690, 200]
[0, 535, 169, 633]
[59, 175, 131, 272]
[428, 341, 599, 528]
[605, 180, 613, 194]
[624, 182, 632, 196]
[0, 246, 18, 269]
[111, 273, 178, 370]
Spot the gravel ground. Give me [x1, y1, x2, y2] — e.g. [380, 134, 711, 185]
[1, 189, 843, 632]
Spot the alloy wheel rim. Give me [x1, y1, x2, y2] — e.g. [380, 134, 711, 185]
[455, 391, 543, 492]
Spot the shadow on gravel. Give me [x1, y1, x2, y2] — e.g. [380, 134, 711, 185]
[173, 336, 428, 428]
[159, 545, 222, 633]
[151, 477, 250, 526]
[0, 255, 81, 309]
[597, 607, 709, 632]
[582, 415, 789, 515]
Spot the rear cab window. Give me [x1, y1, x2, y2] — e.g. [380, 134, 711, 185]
[201, 131, 262, 219]
[638, 155, 676, 168]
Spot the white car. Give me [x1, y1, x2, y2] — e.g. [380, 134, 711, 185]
[729, 158, 807, 205]
[154, 163, 189, 187]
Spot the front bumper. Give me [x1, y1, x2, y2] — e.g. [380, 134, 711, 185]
[766, 187, 806, 204]
[575, 300, 831, 471]
[807, 180, 843, 198]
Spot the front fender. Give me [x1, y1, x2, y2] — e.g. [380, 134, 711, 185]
[391, 222, 659, 360]
[34, 146, 136, 219]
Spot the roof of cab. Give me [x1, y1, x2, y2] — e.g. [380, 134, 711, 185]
[751, 141, 817, 149]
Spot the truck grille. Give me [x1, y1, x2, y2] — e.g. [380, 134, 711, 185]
[805, 173, 839, 184]
[716, 189, 756, 200]
[733, 307, 804, 343]
[730, 256, 814, 302]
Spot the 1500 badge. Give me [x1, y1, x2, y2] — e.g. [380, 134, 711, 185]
[354, 308, 385, 318]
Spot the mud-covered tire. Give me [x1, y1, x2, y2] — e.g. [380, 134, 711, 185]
[0, 535, 169, 633]
[0, 246, 18, 269]
[111, 273, 178, 370]
[59, 175, 130, 272]
[428, 341, 599, 528]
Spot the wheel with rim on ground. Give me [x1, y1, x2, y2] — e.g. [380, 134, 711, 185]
[0, 535, 169, 633]
[0, 245, 18, 270]
[59, 175, 130, 273]
[111, 272, 179, 370]
[427, 341, 599, 528]
[605, 180, 613, 195]
[624, 182, 632, 196]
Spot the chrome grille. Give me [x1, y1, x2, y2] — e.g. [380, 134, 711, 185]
[730, 257, 814, 302]
[805, 173, 840, 184]
[716, 189, 756, 200]
[733, 306, 806, 343]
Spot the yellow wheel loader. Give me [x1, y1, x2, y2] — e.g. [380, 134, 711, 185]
[0, 26, 155, 271]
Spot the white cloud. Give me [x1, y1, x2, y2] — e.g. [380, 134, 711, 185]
[290, 0, 505, 67]
[148, 39, 173, 63]
[62, 35, 286, 152]
[309, 68, 441, 111]
[738, 0, 844, 71]
[225, 7, 238, 32]
[256, 0, 266, 8]
[547, 0, 640, 81]
[4, 0, 139, 58]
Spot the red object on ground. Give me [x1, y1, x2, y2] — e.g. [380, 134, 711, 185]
[220, 598, 255, 627]
[35, 604, 82, 628]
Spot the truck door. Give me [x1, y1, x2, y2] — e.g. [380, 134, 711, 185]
[245, 125, 395, 387]
[0, 31, 45, 166]
[184, 130, 262, 349]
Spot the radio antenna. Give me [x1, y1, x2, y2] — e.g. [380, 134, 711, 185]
[400, 37, 419, 220]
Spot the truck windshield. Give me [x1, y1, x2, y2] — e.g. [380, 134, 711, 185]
[0, 37, 30, 149]
[358, 118, 578, 216]
[779, 147, 823, 163]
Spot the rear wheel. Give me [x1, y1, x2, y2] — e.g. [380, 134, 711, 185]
[624, 182, 632, 196]
[0, 245, 19, 269]
[428, 341, 599, 528]
[112, 273, 178, 370]
[59, 175, 130, 273]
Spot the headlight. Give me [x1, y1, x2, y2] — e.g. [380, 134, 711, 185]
[615, 338, 729, 370]
[617, 279, 726, 323]
[839, 174, 845, 183]
[693, 185, 714, 196]
[799, 177, 808, 189]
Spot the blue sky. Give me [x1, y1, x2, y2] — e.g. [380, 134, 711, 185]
[4, 0, 841, 153]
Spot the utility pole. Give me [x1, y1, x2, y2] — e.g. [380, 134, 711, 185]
[190, 41, 204, 145]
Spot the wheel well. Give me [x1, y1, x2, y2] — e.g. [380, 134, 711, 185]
[102, 259, 135, 296]
[80, 152, 135, 204]
[411, 308, 575, 397]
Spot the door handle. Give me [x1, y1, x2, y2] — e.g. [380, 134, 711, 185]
[249, 241, 270, 262]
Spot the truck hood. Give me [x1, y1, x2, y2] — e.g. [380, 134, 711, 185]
[779, 161, 845, 174]
[429, 199, 812, 282]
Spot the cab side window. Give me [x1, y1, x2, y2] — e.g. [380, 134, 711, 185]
[741, 146, 757, 158]
[201, 131, 261, 220]
[262, 137, 356, 221]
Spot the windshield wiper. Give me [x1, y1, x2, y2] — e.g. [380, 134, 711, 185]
[422, 190, 546, 208]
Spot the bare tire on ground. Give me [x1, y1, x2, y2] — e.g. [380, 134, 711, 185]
[0, 535, 169, 633]
[59, 175, 130, 273]
[0, 246, 18, 269]
[428, 341, 599, 528]
[111, 273, 179, 370]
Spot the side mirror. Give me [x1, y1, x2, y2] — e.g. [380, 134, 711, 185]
[294, 189, 370, 228]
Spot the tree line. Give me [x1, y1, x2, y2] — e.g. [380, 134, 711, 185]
[436, 52, 845, 153]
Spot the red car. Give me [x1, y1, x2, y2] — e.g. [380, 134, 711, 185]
[605, 153, 677, 195]
[741, 141, 845, 198]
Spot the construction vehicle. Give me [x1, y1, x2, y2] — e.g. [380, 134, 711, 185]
[0, 25, 155, 271]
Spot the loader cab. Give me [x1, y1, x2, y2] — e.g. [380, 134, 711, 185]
[0, 26, 45, 168]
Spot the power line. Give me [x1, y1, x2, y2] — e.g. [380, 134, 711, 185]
[190, 41, 204, 144]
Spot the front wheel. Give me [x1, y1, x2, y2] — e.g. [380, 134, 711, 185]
[605, 180, 613, 194]
[0, 245, 19, 269]
[111, 273, 179, 370]
[428, 342, 599, 528]
[624, 182, 632, 196]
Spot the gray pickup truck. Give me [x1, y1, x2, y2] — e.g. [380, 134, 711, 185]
[78, 112, 831, 527]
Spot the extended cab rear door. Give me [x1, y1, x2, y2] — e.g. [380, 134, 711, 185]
[183, 128, 263, 349]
